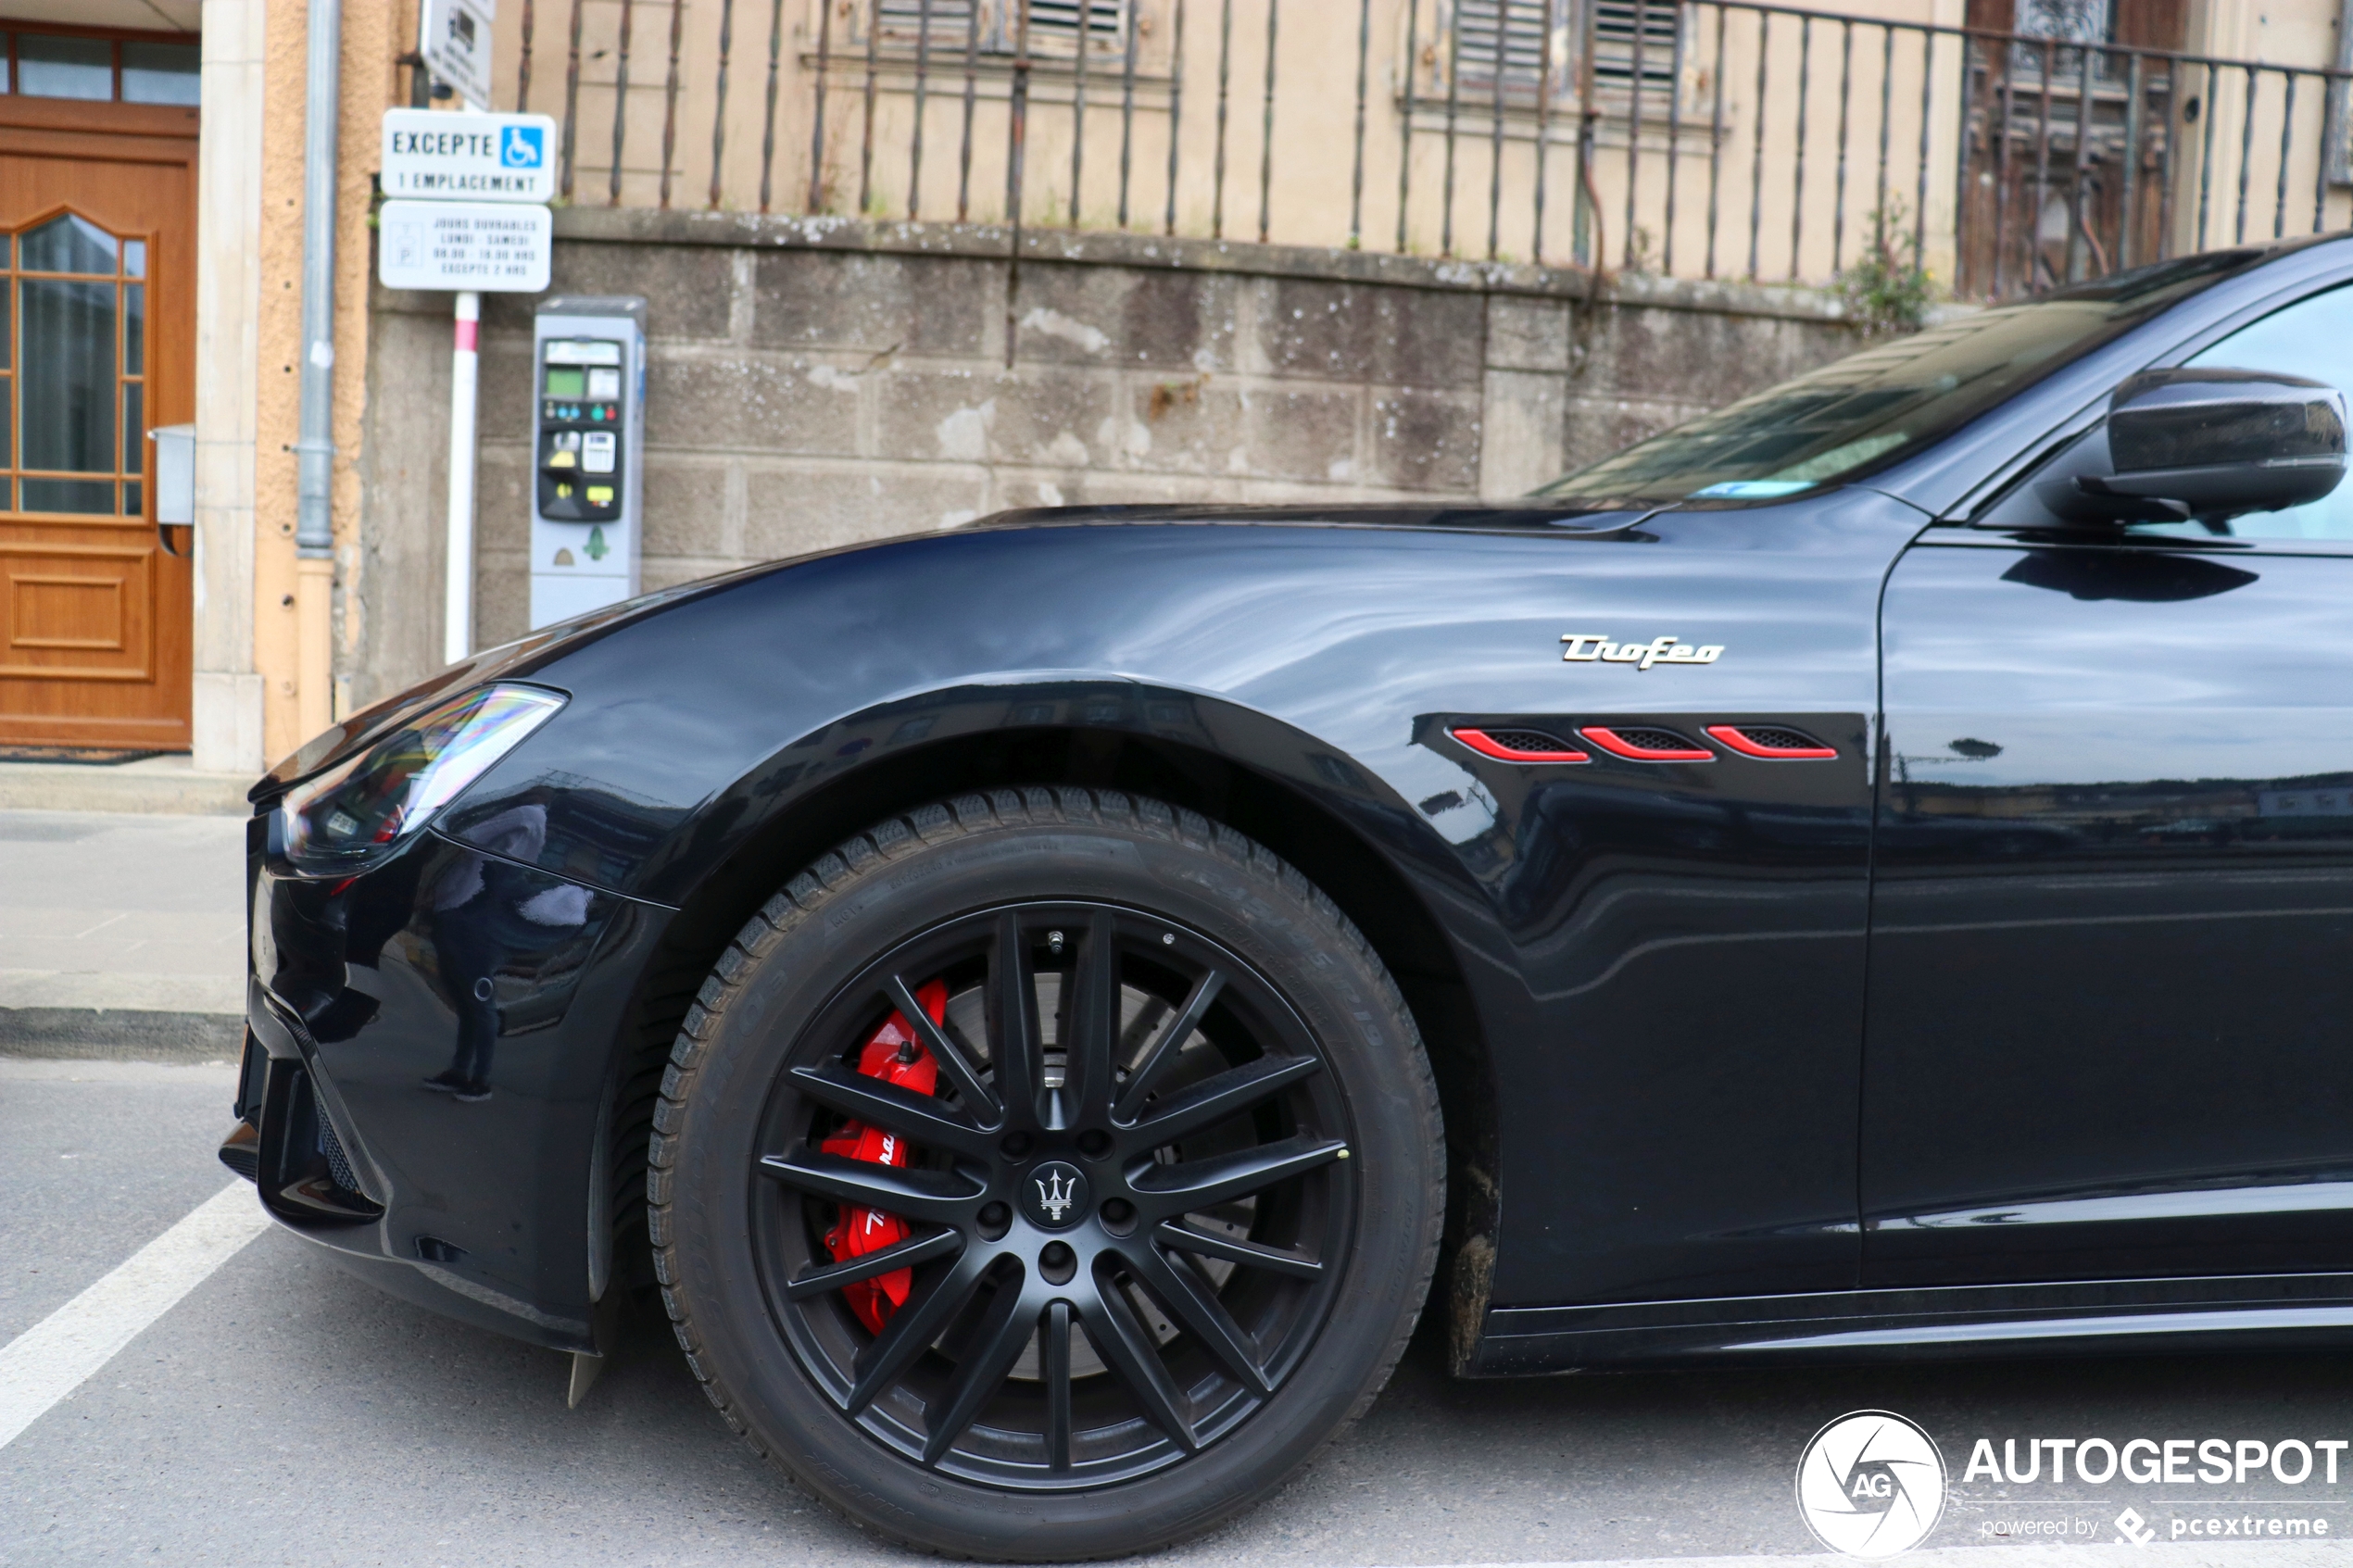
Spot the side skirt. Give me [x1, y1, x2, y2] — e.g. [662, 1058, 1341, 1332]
[1471, 1273, 2353, 1374]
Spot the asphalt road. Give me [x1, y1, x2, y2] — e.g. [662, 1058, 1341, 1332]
[11, 1059, 2353, 1567]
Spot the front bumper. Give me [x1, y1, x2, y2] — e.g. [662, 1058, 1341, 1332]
[233, 813, 672, 1351]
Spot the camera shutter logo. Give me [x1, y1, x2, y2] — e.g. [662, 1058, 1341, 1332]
[1795, 1411, 1947, 1558]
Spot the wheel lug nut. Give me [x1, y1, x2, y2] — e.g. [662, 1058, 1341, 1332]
[1038, 1240, 1077, 1285]
[1100, 1197, 1136, 1235]
[1076, 1129, 1111, 1159]
[1000, 1132, 1031, 1160]
[978, 1201, 1012, 1239]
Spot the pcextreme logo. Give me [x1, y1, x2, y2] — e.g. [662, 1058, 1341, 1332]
[1796, 1411, 1948, 1559]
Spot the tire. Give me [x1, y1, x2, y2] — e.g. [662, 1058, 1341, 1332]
[648, 787, 1443, 1561]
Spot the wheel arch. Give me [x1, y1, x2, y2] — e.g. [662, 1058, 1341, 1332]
[600, 695, 1503, 1367]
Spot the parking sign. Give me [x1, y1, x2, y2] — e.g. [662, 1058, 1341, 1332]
[378, 200, 552, 292]
[381, 110, 557, 204]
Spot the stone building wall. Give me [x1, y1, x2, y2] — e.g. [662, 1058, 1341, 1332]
[351, 210, 1863, 709]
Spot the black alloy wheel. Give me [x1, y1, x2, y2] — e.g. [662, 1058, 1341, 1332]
[650, 788, 1443, 1560]
[759, 900, 1350, 1484]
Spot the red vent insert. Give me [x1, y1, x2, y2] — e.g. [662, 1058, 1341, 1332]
[1705, 724, 1838, 760]
[1451, 726, 1591, 763]
[1579, 726, 1716, 762]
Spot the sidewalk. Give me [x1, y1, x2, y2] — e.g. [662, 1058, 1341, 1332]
[0, 809, 246, 1061]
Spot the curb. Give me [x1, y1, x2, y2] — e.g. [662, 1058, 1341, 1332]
[0, 1008, 244, 1062]
[0, 762, 252, 817]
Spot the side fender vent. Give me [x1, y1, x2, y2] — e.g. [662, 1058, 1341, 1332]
[1579, 726, 1716, 762]
[1704, 724, 1839, 760]
[1450, 726, 1591, 764]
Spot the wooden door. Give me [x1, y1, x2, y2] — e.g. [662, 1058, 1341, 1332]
[0, 97, 195, 750]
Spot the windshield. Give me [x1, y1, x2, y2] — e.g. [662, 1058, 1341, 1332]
[1531, 250, 2263, 508]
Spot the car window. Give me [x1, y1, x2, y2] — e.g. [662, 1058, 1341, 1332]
[2117, 282, 2353, 542]
[1529, 249, 2259, 509]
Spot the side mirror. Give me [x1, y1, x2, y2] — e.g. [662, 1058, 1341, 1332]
[2038, 368, 2347, 525]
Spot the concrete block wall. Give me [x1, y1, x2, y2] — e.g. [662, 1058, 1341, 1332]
[353, 213, 1860, 709]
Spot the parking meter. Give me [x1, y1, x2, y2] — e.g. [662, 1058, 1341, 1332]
[530, 296, 646, 629]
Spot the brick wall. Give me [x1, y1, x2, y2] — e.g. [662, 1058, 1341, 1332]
[350, 211, 1862, 709]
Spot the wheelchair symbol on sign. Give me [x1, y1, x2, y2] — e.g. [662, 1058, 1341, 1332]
[499, 124, 545, 169]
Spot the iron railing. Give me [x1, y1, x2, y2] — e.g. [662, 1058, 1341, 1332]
[495, 0, 2351, 299]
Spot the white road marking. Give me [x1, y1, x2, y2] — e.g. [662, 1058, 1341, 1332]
[0, 1179, 268, 1450]
[1363, 1550, 2350, 1568]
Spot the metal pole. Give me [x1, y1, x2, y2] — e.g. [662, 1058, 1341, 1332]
[1398, 0, 1419, 251]
[660, 0, 686, 207]
[1537, 0, 1559, 264]
[759, 0, 785, 210]
[810, 0, 835, 212]
[1005, 0, 1031, 366]
[297, 0, 342, 724]
[296, 0, 340, 566]
[1705, 4, 1726, 277]
[2066, 41, 2093, 282]
[710, 0, 736, 208]
[1831, 19, 1852, 273]
[1351, 0, 1372, 246]
[1663, 2, 1685, 273]
[445, 291, 481, 665]
[911, 0, 932, 219]
[561, 0, 585, 199]
[610, 0, 635, 205]
[2234, 62, 2258, 243]
[1488, 0, 1508, 260]
[1073, 0, 1091, 229]
[1164, 0, 1187, 235]
[2274, 69, 2296, 237]
[2119, 51, 2142, 268]
[1626, 0, 1646, 270]
[1258, 0, 1278, 243]
[1789, 16, 1809, 279]
[1748, 10, 1768, 277]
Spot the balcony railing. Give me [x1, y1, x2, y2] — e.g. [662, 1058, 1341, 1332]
[492, 0, 2350, 300]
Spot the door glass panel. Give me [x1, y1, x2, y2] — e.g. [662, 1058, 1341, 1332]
[20, 279, 117, 489]
[120, 42, 199, 106]
[5, 214, 138, 519]
[122, 239, 144, 279]
[21, 214, 115, 273]
[22, 478, 113, 512]
[17, 35, 112, 102]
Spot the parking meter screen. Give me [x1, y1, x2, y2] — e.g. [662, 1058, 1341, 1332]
[536, 338, 626, 522]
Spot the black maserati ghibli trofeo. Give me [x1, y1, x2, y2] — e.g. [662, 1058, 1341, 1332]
[235, 236, 2353, 1559]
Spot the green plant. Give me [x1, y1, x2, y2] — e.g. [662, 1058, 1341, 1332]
[1835, 200, 1936, 338]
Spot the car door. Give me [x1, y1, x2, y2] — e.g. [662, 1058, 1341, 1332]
[1862, 277, 2353, 1287]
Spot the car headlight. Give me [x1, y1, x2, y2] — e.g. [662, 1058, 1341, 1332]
[278, 684, 565, 875]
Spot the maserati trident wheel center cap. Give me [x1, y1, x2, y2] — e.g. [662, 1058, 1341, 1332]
[1021, 1159, 1089, 1229]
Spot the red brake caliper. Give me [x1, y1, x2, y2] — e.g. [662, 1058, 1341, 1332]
[819, 978, 947, 1333]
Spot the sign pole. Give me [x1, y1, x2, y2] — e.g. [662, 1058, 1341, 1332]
[445, 288, 480, 663]
[378, 94, 551, 667]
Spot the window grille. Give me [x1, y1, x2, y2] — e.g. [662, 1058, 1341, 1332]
[1441, 0, 1680, 99]
[1588, 0, 1681, 91]
[863, 0, 1130, 58]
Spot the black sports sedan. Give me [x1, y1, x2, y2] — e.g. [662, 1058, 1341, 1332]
[233, 236, 2353, 1559]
